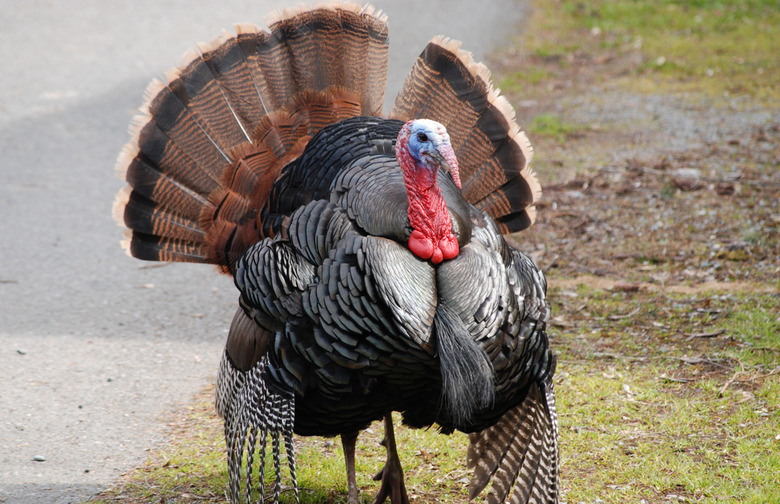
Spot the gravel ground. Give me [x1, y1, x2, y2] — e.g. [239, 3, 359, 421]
[515, 86, 779, 286]
[561, 91, 778, 157]
[0, 1, 528, 503]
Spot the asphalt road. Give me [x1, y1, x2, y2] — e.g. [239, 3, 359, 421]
[0, 1, 528, 502]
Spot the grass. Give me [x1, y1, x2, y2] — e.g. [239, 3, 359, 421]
[529, 113, 584, 142]
[91, 408, 474, 503]
[508, 0, 779, 102]
[553, 285, 779, 503]
[89, 287, 779, 504]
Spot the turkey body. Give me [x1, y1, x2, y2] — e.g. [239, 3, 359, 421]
[235, 116, 552, 438]
[114, 2, 558, 503]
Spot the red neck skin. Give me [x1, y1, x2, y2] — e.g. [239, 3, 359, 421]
[396, 136, 459, 264]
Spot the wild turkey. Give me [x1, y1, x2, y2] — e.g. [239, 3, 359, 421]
[113, 2, 558, 504]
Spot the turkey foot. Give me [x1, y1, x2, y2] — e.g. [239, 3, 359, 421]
[372, 413, 410, 504]
[342, 431, 360, 504]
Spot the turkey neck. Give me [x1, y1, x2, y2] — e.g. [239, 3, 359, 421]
[396, 138, 459, 264]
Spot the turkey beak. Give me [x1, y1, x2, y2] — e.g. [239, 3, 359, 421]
[434, 144, 461, 190]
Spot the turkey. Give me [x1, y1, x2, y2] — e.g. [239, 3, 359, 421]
[113, 2, 558, 504]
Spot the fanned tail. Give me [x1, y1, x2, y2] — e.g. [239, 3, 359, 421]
[114, 2, 390, 272]
[390, 37, 540, 234]
[467, 374, 559, 504]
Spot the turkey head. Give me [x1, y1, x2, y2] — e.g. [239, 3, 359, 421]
[396, 119, 462, 264]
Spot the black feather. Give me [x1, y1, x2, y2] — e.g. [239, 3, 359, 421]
[434, 302, 495, 427]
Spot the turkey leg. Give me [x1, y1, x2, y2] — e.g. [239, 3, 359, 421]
[372, 413, 410, 504]
[342, 431, 360, 504]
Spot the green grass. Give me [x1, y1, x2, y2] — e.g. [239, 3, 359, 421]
[520, 0, 779, 101]
[554, 286, 779, 503]
[90, 407, 473, 503]
[89, 287, 779, 504]
[528, 113, 584, 142]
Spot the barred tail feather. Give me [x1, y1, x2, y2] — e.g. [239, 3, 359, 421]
[115, 2, 390, 271]
[390, 36, 540, 234]
[262, 3, 388, 114]
[467, 378, 559, 504]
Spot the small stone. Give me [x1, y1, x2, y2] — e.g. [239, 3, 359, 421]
[33, 455, 46, 462]
[671, 168, 702, 191]
[17, 349, 27, 355]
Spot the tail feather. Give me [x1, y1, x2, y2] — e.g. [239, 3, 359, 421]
[120, 191, 204, 243]
[122, 230, 207, 263]
[199, 31, 270, 132]
[166, 49, 253, 148]
[246, 20, 300, 112]
[263, 4, 388, 114]
[390, 37, 540, 234]
[273, 9, 327, 97]
[115, 2, 390, 269]
[122, 154, 210, 221]
[477, 175, 538, 233]
[118, 119, 222, 195]
[467, 379, 558, 503]
[336, 4, 389, 115]
[144, 77, 232, 168]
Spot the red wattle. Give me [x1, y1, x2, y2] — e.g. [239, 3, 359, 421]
[409, 230, 434, 260]
[438, 233, 459, 260]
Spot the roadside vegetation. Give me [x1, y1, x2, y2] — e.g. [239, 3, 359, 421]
[90, 1, 778, 503]
[503, 0, 778, 102]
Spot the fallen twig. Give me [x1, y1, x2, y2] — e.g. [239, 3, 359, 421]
[660, 374, 692, 383]
[138, 262, 171, 269]
[591, 352, 647, 362]
[719, 371, 742, 396]
[719, 367, 780, 397]
[719, 361, 746, 397]
[686, 329, 726, 340]
[607, 306, 641, 320]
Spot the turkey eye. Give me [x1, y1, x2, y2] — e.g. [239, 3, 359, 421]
[416, 132, 428, 142]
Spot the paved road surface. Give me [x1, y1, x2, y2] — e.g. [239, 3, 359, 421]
[0, 1, 528, 502]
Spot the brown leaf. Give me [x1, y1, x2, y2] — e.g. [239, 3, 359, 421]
[612, 282, 641, 292]
[715, 182, 736, 195]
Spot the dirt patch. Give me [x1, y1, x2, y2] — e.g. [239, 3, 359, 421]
[520, 103, 778, 286]
[549, 275, 776, 294]
[490, 23, 779, 293]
